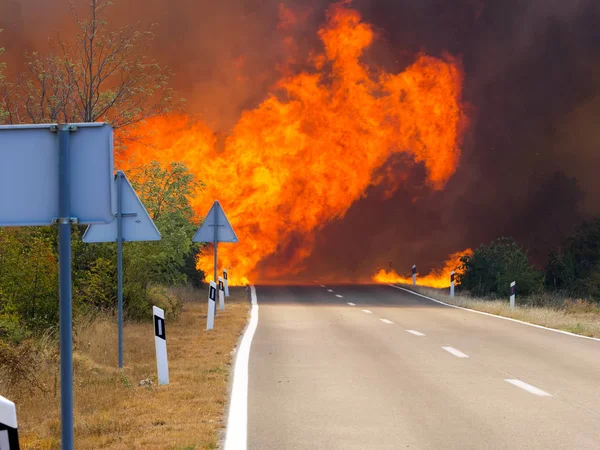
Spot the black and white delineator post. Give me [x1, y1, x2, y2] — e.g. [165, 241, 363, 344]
[218, 276, 225, 311]
[192, 201, 238, 286]
[450, 271, 455, 297]
[207, 281, 217, 330]
[153, 306, 169, 385]
[510, 281, 516, 309]
[0, 395, 19, 449]
[412, 265, 417, 286]
[223, 269, 230, 297]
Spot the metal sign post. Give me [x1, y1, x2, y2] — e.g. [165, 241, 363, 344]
[83, 170, 161, 368]
[58, 125, 75, 450]
[0, 122, 114, 450]
[193, 201, 238, 289]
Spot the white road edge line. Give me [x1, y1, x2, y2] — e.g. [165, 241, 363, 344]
[505, 379, 552, 397]
[442, 346, 469, 358]
[362, 309, 372, 314]
[320, 285, 326, 288]
[347, 302, 356, 306]
[380, 319, 394, 324]
[327, 289, 334, 293]
[406, 330, 425, 336]
[336, 294, 344, 298]
[224, 286, 259, 450]
[389, 284, 600, 343]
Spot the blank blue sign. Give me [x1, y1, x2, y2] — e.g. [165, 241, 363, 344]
[0, 123, 114, 226]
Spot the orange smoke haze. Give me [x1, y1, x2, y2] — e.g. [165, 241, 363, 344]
[117, 3, 467, 285]
[373, 249, 473, 288]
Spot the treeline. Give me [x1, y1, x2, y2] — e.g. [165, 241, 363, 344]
[0, 161, 204, 344]
[458, 218, 600, 302]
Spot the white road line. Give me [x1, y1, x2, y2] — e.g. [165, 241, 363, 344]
[406, 330, 425, 336]
[347, 302, 356, 306]
[224, 286, 259, 450]
[336, 294, 344, 298]
[442, 346, 469, 358]
[327, 289, 334, 293]
[389, 284, 600, 343]
[362, 309, 372, 314]
[505, 379, 552, 397]
[380, 319, 394, 324]
[320, 285, 326, 288]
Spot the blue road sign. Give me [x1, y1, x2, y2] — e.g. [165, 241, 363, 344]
[0, 123, 114, 226]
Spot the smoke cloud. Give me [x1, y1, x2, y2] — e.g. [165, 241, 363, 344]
[2, 0, 599, 279]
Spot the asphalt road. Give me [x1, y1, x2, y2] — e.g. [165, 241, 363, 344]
[247, 284, 600, 449]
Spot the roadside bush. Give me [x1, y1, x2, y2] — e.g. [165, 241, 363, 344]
[458, 237, 543, 297]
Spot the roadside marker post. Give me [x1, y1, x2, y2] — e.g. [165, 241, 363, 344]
[412, 265, 417, 286]
[218, 277, 225, 311]
[450, 271, 455, 297]
[0, 123, 114, 450]
[83, 170, 161, 369]
[224, 269, 230, 297]
[207, 281, 217, 330]
[510, 281, 516, 309]
[193, 200, 238, 287]
[153, 306, 169, 385]
[0, 395, 19, 449]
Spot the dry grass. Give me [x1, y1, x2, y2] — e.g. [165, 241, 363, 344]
[4, 286, 250, 450]
[402, 284, 600, 338]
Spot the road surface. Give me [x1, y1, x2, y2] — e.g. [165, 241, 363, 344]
[247, 284, 600, 449]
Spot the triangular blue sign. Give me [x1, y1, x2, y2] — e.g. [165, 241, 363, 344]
[192, 200, 238, 243]
[82, 171, 161, 243]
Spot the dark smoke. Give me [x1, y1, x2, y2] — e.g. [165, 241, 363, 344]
[2, 0, 600, 279]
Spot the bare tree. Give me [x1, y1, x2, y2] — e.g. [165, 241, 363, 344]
[0, 0, 180, 131]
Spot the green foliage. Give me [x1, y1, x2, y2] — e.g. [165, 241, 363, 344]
[458, 237, 543, 297]
[0, 228, 59, 334]
[545, 218, 600, 300]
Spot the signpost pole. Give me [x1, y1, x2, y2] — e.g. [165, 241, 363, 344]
[117, 171, 124, 369]
[57, 125, 75, 450]
[213, 205, 218, 285]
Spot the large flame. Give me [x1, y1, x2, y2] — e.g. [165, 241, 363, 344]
[117, 3, 467, 285]
[373, 249, 473, 288]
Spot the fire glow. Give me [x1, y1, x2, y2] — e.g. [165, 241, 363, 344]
[118, 3, 467, 285]
[372, 249, 473, 288]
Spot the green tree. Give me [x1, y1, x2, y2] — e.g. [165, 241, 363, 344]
[458, 237, 543, 297]
[545, 218, 600, 300]
[123, 161, 204, 318]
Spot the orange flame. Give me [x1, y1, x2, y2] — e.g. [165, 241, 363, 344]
[117, 3, 467, 285]
[373, 249, 473, 288]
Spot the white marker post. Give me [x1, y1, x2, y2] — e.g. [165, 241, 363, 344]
[218, 277, 225, 311]
[510, 281, 516, 309]
[0, 395, 19, 449]
[412, 265, 417, 286]
[450, 271, 455, 297]
[223, 269, 230, 297]
[207, 281, 217, 330]
[153, 306, 169, 385]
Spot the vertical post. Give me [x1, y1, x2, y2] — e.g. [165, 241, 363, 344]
[218, 277, 225, 311]
[0, 395, 19, 449]
[153, 306, 169, 385]
[450, 271, 455, 297]
[224, 269, 230, 297]
[207, 281, 217, 330]
[213, 204, 218, 286]
[510, 281, 516, 309]
[412, 265, 417, 286]
[58, 125, 74, 450]
[117, 171, 124, 369]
